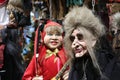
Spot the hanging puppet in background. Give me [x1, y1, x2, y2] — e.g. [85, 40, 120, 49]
[32, 0, 49, 20]
[1, 29, 25, 80]
[7, 0, 32, 28]
[110, 12, 120, 54]
[108, 7, 120, 80]
[6, 0, 34, 66]
[107, 2, 120, 52]
[63, 6, 116, 80]
[0, 0, 18, 30]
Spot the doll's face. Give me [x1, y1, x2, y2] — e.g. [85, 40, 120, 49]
[44, 27, 63, 50]
[70, 29, 87, 57]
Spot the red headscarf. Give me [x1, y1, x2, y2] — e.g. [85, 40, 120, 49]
[37, 21, 66, 64]
[41, 21, 62, 41]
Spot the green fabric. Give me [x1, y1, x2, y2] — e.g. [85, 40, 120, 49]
[66, 0, 83, 7]
[73, 0, 83, 6]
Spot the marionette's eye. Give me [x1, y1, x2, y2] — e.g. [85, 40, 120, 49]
[55, 33, 62, 36]
[69, 35, 75, 42]
[69, 34, 83, 42]
[47, 33, 53, 36]
[77, 34, 83, 40]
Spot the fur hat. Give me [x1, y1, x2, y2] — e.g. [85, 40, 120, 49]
[63, 6, 105, 58]
[64, 6, 105, 38]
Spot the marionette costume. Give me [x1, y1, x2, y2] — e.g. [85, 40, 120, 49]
[63, 6, 115, 80]
[22, 21, 67, 80]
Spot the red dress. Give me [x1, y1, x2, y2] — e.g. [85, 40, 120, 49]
[22, 46, 67, 80]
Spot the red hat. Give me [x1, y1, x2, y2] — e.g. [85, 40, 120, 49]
[44, 20, 62, 30]
[41, 21, 62, 41]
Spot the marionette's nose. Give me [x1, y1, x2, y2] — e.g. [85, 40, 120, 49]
[50, 34, 58, 40]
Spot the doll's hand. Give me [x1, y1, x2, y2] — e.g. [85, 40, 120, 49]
[32, 75, 43, 80]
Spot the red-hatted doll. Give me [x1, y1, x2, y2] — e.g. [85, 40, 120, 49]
[22, 21, 67, 80]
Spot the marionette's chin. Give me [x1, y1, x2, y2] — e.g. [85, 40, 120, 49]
[45, 46, 58, 51]
[75, 53, 84, 58]
[74, 50, 87, 58]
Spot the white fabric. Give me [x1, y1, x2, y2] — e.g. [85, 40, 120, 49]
[0, 6, 9, 25]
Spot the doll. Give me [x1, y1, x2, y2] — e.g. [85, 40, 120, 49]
[63, 6, 115, 80]
[22, 21, 67, 80]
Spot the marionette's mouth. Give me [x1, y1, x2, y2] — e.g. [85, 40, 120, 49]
[50, 41, 58, 45]
[74, 48, 83, 54]
[73, 45, 87, 54]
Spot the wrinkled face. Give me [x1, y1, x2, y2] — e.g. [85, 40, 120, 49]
[70, 29, 87, 58]
[44, 27, 63, 50]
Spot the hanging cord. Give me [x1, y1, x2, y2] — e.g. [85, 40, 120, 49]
[92, 0, 95, 13]
[34, 19, 46, 76]
[34, 25, 40, 76]
[49, 0, 52, 20]
[34, 22, 43, 76]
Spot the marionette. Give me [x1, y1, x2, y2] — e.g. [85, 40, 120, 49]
[63, 6, 115, 80]
[7, 0, 32, 27]
[22, 21, 67, 80]
[110, 12, 120, 53]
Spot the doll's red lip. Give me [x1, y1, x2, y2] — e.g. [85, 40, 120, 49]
[51, 41, 58, 45]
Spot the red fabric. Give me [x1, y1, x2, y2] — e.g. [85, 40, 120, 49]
[22, 46, 67, 80]
[44, 21, 62, 29]
[109, 0, 120, 2]
[0, 0, 6, 3]
[0, 44, 5, 69]
[33, 25, 40, 75]
[0, 0, 7, 6]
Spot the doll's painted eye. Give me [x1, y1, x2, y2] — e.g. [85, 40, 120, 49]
[55, 33, 62, 36]
[47, 33, 53, 36]
[47, 33, 62, 36]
